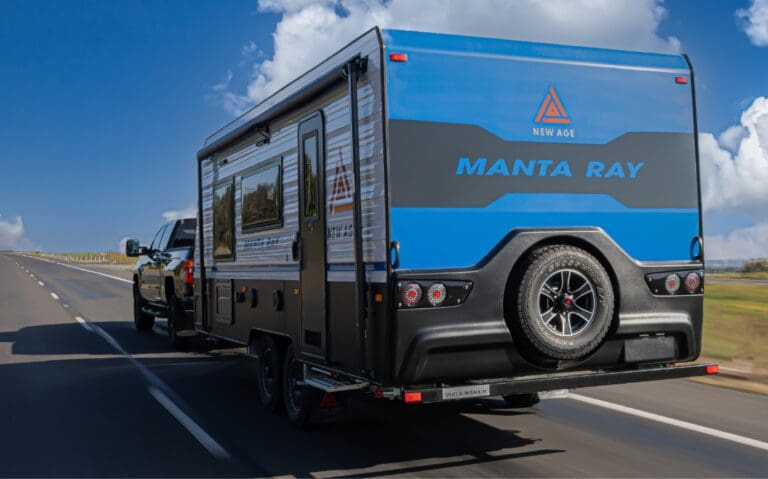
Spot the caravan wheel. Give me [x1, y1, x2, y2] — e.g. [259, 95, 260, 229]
[283, 344, 318, 428]
[256, 336, 283, 413]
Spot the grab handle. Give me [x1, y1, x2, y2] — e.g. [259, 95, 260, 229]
[390, 240, 400, 270]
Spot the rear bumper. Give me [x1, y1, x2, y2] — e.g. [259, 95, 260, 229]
[393, 228, 704, 385]
[407, 362, 719, 404]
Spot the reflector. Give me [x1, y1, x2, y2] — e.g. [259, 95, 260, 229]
[403, 391, 422, 403]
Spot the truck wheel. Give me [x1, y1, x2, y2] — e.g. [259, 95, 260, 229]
[502, 393, 540, 408]
[167, 293, 191, 350]
[256, 336, 283, 413]
[283, 344, 318, 428]
[514, 245, 614, 360]
[133, 283, 155, 331]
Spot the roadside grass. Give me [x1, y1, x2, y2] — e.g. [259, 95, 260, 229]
[703, 282, 768, 372]
[709, 272, 768, 280]
[29, 251, 135, 265]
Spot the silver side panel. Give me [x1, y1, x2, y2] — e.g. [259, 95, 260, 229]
[198, 29, 386, 284]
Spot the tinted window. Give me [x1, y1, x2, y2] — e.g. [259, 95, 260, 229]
[213, 180, 234, 259]
[170, 218, 197, 248]
[158, 223, 174, 251]
[242, 161, 281, 231]
[149, 225, 167, 251]
[302, 134, 318, 219]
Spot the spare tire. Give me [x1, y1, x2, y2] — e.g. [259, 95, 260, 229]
[513, 245, 614, 360]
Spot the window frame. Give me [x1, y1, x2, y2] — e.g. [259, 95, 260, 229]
[240, 156, 283, 234]
[301, 130, 320, 222]
[212, 177, 235, 261]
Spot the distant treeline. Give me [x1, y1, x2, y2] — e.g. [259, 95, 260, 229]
[743, 259, 768, 273]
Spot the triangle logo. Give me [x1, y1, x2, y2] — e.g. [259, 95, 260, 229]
[329, 149, 353, 215]
[534, 87, 571, 124]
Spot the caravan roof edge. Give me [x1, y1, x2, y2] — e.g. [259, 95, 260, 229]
[198, 27, 382, 161]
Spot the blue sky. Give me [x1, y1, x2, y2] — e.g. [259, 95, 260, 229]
[0, 0, 766, 258]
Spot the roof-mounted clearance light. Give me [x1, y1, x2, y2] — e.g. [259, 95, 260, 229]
[675, 76, 689, 84]
[389, 52, 408, 62]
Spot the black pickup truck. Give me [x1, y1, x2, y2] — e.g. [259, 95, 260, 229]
[125, 218, 196, 348]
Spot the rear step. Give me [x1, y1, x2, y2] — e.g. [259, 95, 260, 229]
[301, 366, 369, 393]
[141, 306, 166, 317]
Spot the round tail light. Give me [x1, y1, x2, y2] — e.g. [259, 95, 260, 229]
[401, 283, 422, 307]
[664, 274, 681, 294]
[684, 272, 701, 293]
[427, 283, 447, 306]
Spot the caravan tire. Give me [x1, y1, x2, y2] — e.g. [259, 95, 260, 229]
[133, 283, 155, 331]
[256, 336, 283, 413]
[283, 344, 318, 428]
[514, 245, 614, 360]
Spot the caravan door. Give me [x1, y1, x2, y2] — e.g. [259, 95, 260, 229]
[297, 113, 328, 360]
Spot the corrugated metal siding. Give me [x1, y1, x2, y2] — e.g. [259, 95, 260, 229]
[197, 29, 386, 283]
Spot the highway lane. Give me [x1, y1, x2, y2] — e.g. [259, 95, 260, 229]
[1, 252, 767, 477]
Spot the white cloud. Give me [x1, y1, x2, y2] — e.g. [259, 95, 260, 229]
[718, 125, 748, 153]
[737, 0, 768, 47]
[0, 215, 34, 251]
[242, 41, 262, 58]
[705, 222, 768, 260]
[701, 96, 768, 259]
[231, 0, 679, 106]
[118, 237, 130, 254]
[699, 97, 768, 219]
[161, 207, 197, 222]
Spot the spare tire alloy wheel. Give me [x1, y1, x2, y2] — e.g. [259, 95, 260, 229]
[539, 269, 595, 337]
[515, 245, 614, 360]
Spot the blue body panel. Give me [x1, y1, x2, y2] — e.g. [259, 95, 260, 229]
[383, 29, 699, 269]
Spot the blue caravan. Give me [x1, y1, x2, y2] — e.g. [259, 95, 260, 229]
[191, 28, 717, 425]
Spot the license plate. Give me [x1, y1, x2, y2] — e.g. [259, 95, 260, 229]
[441, 384, 490, 401]
[539, 389, 569, 399]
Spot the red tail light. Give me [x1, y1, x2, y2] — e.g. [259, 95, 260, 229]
[706, 364, 719, 375]
[184, 259, 194, 286]
[403, 391, 422, 404]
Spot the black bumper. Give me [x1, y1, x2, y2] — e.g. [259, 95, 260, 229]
[407, 362, 718, 404]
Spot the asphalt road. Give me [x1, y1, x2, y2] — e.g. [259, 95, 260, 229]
[1, 252, 767, 477]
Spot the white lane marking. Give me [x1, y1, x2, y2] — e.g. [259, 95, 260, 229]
[38, 281, 44, 287]
[63, 304, 70, 308]
[50, 293, 60, 300]
[30, 274, 35, 278]
[148, 386, 231, 460]
[74, 316, 94, 332]
[570, 393, 768, 452]
[76, 316, 231, 461]
[22, 255, 132, 284]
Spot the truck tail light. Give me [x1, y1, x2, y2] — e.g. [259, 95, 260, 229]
[664, 274, 680, 294]
[427, 283, 447, 307]
[706, 364, 719, 375]
[184, 259, 194, 286]
[684, 272, 701, 293]
[400, 283, 422, 307]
